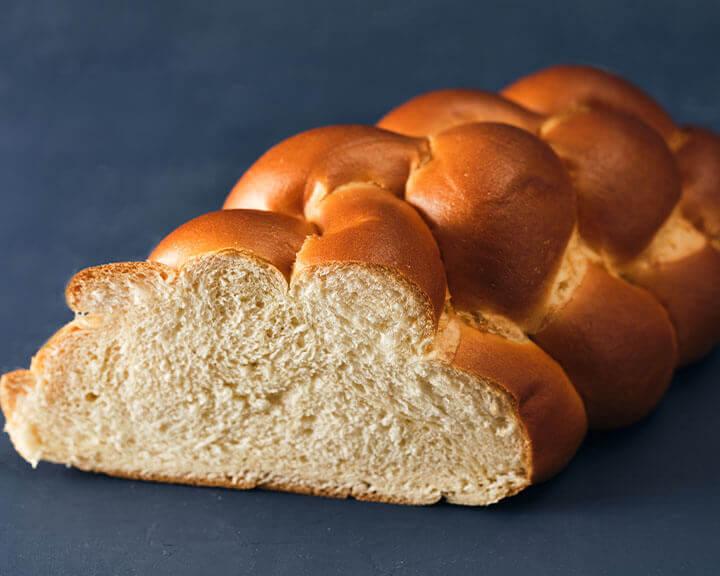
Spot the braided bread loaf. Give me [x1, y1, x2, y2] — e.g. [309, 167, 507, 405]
[1, 65, 718, 505]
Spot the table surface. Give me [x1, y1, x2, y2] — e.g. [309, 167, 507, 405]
[1, 1, 719, 574]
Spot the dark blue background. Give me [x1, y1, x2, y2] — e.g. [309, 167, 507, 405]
[1, 1, 719, 574]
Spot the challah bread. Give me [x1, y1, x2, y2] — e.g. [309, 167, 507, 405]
[1, 64, 717, 505]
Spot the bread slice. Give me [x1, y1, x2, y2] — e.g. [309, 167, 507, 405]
[1, 231, 585, 505]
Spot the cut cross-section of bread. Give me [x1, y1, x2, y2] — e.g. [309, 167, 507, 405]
[1, 210, 586, 506]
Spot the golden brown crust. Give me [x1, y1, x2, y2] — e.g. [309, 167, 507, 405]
[148, 209, 316, 279]
[223, 125, 424, 218]
[295, 186, 447, 323]
[406, 122, 576, 325]
[502, 64, 677, 141]
[626, 242, 720, 364]
[541, 108, 681, 260]
[377, 89, 544, 136]
[224, 125, 377, 216]
[450, 326, 587, 483]
[674, 126, 720, 244]
[533, 265, 677, 429]
[302, 130, 427, 215]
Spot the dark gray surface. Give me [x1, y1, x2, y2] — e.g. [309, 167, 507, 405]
[1, 1, 719, 574]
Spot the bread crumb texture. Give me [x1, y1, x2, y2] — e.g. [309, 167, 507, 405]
[2, 253, 545, 505]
